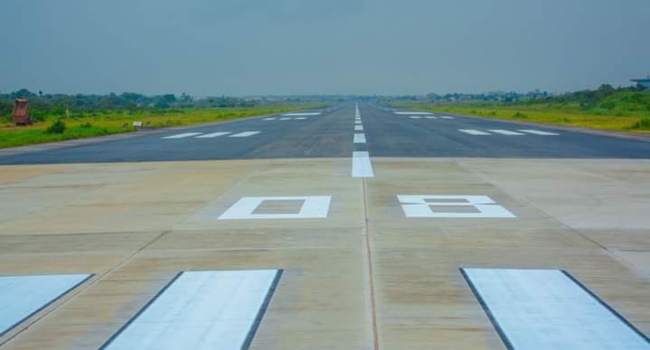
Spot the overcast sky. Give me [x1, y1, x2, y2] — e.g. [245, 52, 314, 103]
[1, 0, 649, 95]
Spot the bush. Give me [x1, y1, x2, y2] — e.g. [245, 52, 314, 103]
[631, 117, 650, 130]
[79, 122, 93, 129]
[513, 112, 528, 119]
[45, 119, 66, 134]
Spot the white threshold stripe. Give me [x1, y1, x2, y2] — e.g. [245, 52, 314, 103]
[395, 112, 432, 115]
[355, 121, 362, 125]
[355, 125, 364, 131]
[100, 270, 282, 350]
[0, 274, 92, 336]
[196, 132, 231, 138]
[230, 131, 260, 138]
[462, 269, 650, 350]
[519, 129, 560, 136]
[489, 129, 525, 135]
[353, 134, 366, 144]
[283, 112, 321, 116]
[352, 151, 375, 178]
[460, 129, 491, 135]
[162, 132, 203, 139]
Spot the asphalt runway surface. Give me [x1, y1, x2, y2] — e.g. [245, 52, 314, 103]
[1, 102, 649, 165]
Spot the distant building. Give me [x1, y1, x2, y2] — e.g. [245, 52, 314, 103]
[631, 74, 650, 89]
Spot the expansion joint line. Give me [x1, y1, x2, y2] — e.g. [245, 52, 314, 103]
[362, 179, 381, 350]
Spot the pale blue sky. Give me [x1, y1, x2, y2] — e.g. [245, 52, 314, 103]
[1, 0, 649, 95]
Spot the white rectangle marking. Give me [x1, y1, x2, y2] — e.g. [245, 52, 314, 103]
[409, 116, 422, 119]
[441, 116, 455, 119]
[101, 270, 282, 350]
[162, 132, 203, 139]
[395, 112, 432, 115]
[219, 196, 332, 220]
[283, 112, 321, 116]
[196, 132, 231, 139]
[353, 134, 366, 144]
[460, 129, 491, 135]
[398, 195, 516, 218]
[352, 151, 375, 178]
[519, 129, 560, 136]
[0, 274, 92, 336]
[262, 117, 276, 121]
[462, 269, 650, 350]
[489, 129, 525, 135]
[230, 131, 260, 138]
[425, 116, 438, 119]
[295, 117, 307, 120]
[355, 120, 362, 125]
[355, 125, 364, 131]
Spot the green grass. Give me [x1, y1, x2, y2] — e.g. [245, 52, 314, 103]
[390, 96, 650, 134]
[0, 103, 328, 149]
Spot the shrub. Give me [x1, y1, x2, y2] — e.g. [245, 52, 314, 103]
[631, 117, 650, 130]
[513, 112, 528, 119]
[79, 122, 93, 129]
[45, 119, 66, 134]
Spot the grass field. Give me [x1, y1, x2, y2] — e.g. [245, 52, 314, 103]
[391, 96, 650, 135]
[0, 103, 327, 149]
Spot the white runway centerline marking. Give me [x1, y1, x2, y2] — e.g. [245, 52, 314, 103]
[460, 129, 491, 135]
[100, 270, 282, 350]
[219, 196, 332, 220]
[263, 117, 276, 121]
[355, 120, 362, 125]
[196, 132, 231, 138]
[425, 116, 438, 119]
[283, 112, 321, 116]
[162, 132, 203, 139]
[295, 117, 307, 120]
[395, 112, 432, 115]
[280, 117, 291, 121]
[355, 125, 364, 131]
[409, 116, 422, 119]
[398, 195, 516, 218]
[352, 151, 375, 178]
[462, 269, 650, 350]
[0, 274, 92, 336]
[440, 116, 455, 119]
[229, 131, 260, 138]
[489, 129, 525, 136]
[354, 134, 367, 144]
[519, 129, 560, 136]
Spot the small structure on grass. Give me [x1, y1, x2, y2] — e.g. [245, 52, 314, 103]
[631, 72, 650, 89]
[12, 98, 32, 126]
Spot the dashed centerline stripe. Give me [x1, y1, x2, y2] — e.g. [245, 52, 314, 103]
[354, 134, 367, 144]
[352, 151, 375, 178]
[355, 125, 364, 131]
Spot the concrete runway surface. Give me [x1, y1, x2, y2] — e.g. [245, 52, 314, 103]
[0, 103, 648, 350]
